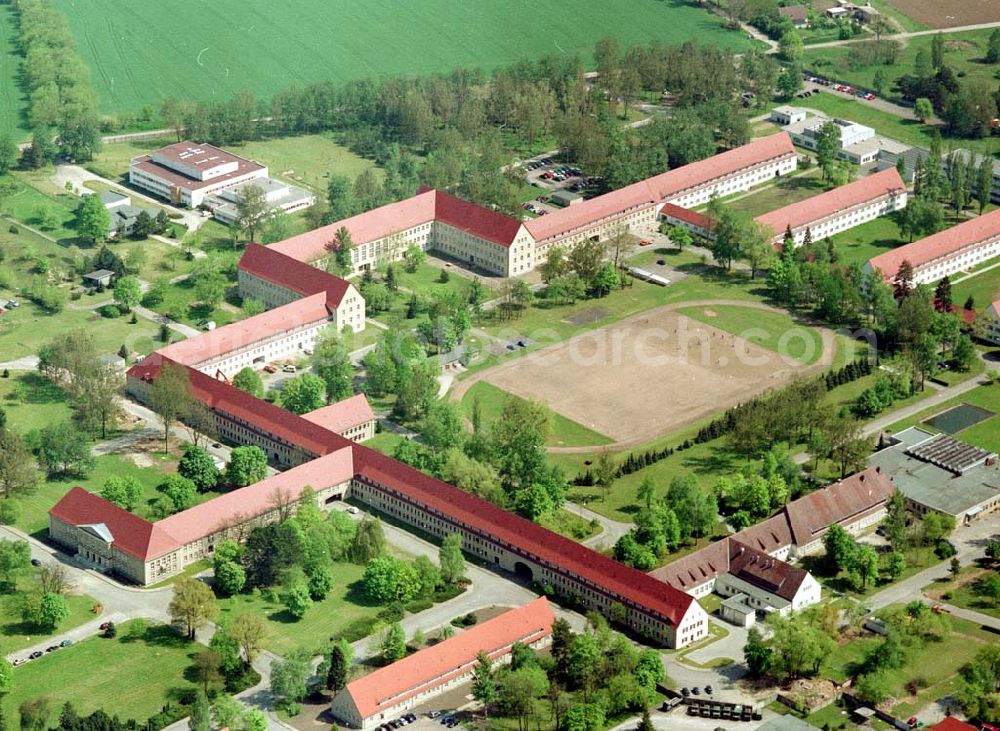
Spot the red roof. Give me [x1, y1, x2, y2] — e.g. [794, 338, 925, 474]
[868, 207, 1000, 279]
[929, 718, 978, 731]
[267, 188, 523, 264]
[352, 445, 695, 627]
[784, 466, 894, 546]
[645, 132, 795, 202]
[302, 394, 376, 434]
[756, 168, 906, 238]
[238, 243, 351, 308]
[526, 133, 794, 243]
[49, 487, 180, 561]
[660, 202, 715, 231]
[431, 188, 525, 246]
[156, 447, 354, 550]
[128, 356, 344, 458]
[343, 598, 554, 719]
[158, 292, 330, 367]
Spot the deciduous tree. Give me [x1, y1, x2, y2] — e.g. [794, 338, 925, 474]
[169, 577, 219, 640]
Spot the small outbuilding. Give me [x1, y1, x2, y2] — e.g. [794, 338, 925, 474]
[83, 269, 114, 288]
[549, 189, 582, 208]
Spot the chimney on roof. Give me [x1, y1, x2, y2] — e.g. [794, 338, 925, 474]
[859, 473, 866, 482]
[875, 465, 881, 473]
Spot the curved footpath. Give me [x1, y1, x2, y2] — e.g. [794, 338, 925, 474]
[449, 298, 838, 454]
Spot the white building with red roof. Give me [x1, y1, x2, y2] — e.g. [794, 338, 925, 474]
[330, 598, 554, 730]
[986, 300, 1000, 345]
[757, 168, 907, 246]
[864, 208, 1000, 286]
[649, 467, 894, 624]
[302, 394, 376, 443]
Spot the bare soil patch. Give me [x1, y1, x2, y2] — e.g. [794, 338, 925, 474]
[563, 306, 610, 327]
[482, 304, 821, 444]
[886, 0, 1000, 28]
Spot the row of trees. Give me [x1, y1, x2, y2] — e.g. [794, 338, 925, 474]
[473, 614, 664, 731]
[394, 392, 570, 524]
[14, 0, 101, 165]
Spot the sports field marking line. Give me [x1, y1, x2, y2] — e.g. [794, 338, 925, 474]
[196, 47, 210, 66]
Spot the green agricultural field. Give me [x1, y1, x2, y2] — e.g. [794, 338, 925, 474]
[0, 6, 27, 139]
[6, 621, 206, 722]
[460, 381, 613, 448]
[673, 304, 826, 365]
[55, 0, 750, 115]
[0, 575, 96, 656]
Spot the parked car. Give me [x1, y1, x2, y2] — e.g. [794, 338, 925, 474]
[30, 558, 41, 566]
[282, 365, 296, 373]
[263, 364, 277, 373]
[428, 712, 443, 719]
[45, 645, 58, 653]
[681, 687, 690, 697]
[100, 622, 111, 630]
[692, 687, 701, 695]
[29, 651, 42, 660]
[12, 658, 26, 667]
[705, 685, 713, 695]
[59, 639, 72, 648]
[640, 239, 652, 246]
[5, 300, 18, 308]
[346, 506, 360, 515]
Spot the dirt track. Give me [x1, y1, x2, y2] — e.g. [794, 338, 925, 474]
[451, 299, 837, 452]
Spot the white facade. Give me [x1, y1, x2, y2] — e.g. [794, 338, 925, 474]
[782, 188, 907, 245]
[771, 106, 807, 126]
[129, 163, 268, 208]
[715, 571, 821, 616]
[188, 319, 333, 381]
[986, 303, 1000, 345]
[664, 153, 798, 210]
[788, 117, 875, 155]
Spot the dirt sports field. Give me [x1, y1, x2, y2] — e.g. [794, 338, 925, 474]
[479, 303, 834, 445]
[887, 0, 1000, 28]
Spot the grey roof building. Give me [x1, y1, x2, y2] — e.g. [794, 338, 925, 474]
[869, 426, 1000, 523]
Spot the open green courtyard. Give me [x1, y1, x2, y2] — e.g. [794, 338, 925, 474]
[6, 621, 206, 723]
[0, 574, 97, 656]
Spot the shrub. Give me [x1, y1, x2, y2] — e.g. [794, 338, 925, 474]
[8, 224, 18, 234]
[405, 598, 433, 613]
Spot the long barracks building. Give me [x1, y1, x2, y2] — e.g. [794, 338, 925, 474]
[239, 133, 798, 283]
[50, 352, 708, 646]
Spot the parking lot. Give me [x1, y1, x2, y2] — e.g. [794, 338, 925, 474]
[518, 155, 603, 218]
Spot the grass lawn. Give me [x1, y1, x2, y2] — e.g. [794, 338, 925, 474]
[0, 372, 74, 434]
[673, 304, 826, 365]
[885, 383, 1000, 453]
[0, 574, 97, 656]
[394, 261, 476, 304]
[803, 28, 996, 104]
[0, 298, 163, 362]
[726, 167, 826, 218]
[802, 544, 941, 598]
[820, 613, 996, 717]
[5, 620, 205, 722]
[824, 211, 908, 267]
[925, 564, 1000, 619]
[19, 452, 208, 538]
[362, 431, 407, 455]
[233, 135, 380, 194]
[953, 265, 1000, 313]
[154, 277, 240, 328]
[217, 561, 381, 656]
[538, 508, 600, 542]
[476, 255, 767, 349]
[1, 174, 80, 245]
[55, 0, 749, 116]
[0, 6, 27, 140]
[460, 381, 613, 448]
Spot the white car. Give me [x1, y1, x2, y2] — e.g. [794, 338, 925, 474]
[346, 506, 360, 515]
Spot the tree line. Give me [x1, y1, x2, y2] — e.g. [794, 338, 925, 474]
[12, 0, 101, 165]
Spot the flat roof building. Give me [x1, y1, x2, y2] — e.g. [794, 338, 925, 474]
[869, 426, 1000, 524]
[330, 598, 554, 730]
